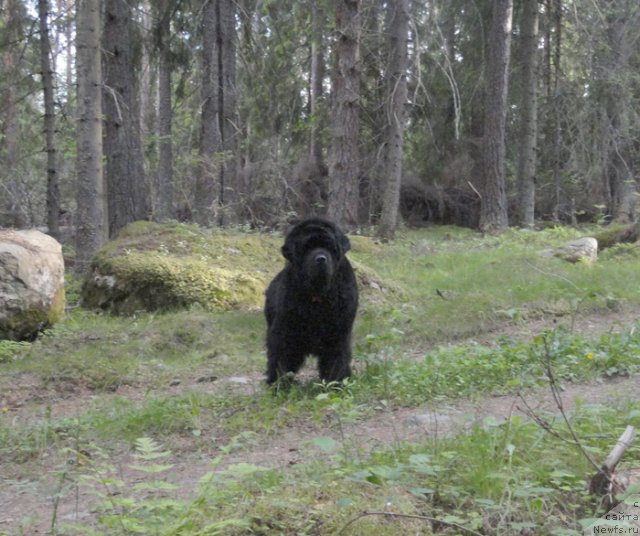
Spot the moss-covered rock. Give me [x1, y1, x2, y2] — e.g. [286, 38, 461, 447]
[82, 222, 282, 314]
[0, 229, 65, 340]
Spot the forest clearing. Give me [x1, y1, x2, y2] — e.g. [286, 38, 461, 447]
[2, 224, 640, 535]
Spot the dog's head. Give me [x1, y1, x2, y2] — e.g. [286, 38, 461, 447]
[281, 218, 351, 294]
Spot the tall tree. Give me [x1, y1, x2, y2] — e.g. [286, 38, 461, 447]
[327, 0, 361, 230]
[516, 0, 539, 228]
[0, 0, 23, 226]
[295, 0, 328, 217]
[479, 0, 513, 232]
[38, 0, 60, 239]
[549, 0, 563, 220]
[154, 0, 174, 220]
[601, 0, 638, 222]
[195, 0, 237, 226]
[309, 1, 325, 172]
[103, 0, 149, 236]
[75, 0, 107, 272]
[378, 0, 409, 239]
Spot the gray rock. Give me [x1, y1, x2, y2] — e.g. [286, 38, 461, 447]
[543, 237, 598, 264]
[0, 229, 65, 340]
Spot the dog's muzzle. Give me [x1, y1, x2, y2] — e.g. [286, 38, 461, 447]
[303, 248, 335, 293]
[314, 252, 328, 265]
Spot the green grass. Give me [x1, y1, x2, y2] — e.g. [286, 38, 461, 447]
[352, 225, 640, 343]
[3, 324, 640, 466]
[0, 308, 265, 395]
[4, 224, 640, 395]
[3, 224, 640, 535]
[40, 401, 640, 535]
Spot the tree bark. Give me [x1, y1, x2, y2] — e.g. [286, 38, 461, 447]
[479, 0, 513, 232]
[327, 0, 361, 230]
[0, 0, 23, 227]
[195, 0, 220, 225]
[550, 0, 563, 221]
[310, 1, 325, 170]
[603, 0, 637, 222]
[195, 0, 237, 226]
[75, 0, 107, 273]
[155, 0, 174, 221]
[103, 0, 149, 237]
[378, 0, 409, 240]
[38, 0, 60, 239]
[516, 0, 539, 228]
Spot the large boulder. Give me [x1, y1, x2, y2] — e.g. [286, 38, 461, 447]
[542, 237, 599, 264]
[81, 221, 279, 314]
[0, 229, 65, 340]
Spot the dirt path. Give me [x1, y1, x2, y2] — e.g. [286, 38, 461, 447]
[3, 373, 639, 534]
[1, 309, 639, 534]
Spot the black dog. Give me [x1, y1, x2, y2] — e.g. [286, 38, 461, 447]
[265, 218, 359, 384]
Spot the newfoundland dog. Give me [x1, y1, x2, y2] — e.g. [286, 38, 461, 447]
[265, 218, 358, 384]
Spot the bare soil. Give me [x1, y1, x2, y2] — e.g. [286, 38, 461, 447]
[1, 308, 639, 534]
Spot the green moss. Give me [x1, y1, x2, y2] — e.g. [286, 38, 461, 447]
[82, 221, 281, 314]
[1, 306, 50, 341]
[0, 287, 65, 341]
[349, 235, 384, 256]
[49, 286, 65, 323]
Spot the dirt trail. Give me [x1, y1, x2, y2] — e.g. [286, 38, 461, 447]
[1, 309, 639, 534]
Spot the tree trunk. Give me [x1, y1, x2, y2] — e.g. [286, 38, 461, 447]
[195, 0, 237, 226]
[75, 0, 107, 273]
[543, 0, 552, 98]
[195, 0, 220, 225]
[38, 0, 60, 239]
[64, 0, 74, 113]
[328, 0, 361, 230]
[0, 0, 23, 227]
[551, 0, 563, 221]
[155, 0, 174, 221]
[603, 0, 637, 222]
[103, 0, 149, 237]
[378, 0, 409, 240]
[516, 0, 539, 228]
[310, 1, 325, 170]
[219, 0, 237, 222]
[479, 0, 513, 232]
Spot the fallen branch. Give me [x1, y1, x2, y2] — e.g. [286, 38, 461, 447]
[590, 425, 637, 503]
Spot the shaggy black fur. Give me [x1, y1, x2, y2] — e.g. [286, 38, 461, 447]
[265, 218, 359, 384]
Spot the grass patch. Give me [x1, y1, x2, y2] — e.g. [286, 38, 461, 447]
[353, 224, 640, 343]
[0, 308, 265, 395]
[353, 325, 640, 404]
[4, 224, 640, 392]
[49, 401, 640, 535]
[3, 325, 640, 464]
[3, 223, 640, 533]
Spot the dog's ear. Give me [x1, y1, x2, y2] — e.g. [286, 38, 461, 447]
[339, 233, 351, 256]
[281, 242, 294, 262]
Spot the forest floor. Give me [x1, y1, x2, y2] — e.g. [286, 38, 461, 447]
[2, 305, 640, 535]
[3, 224, 640, 535]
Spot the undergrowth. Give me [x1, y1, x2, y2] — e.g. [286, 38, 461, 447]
[36, 400, 640, 535]
[2, 224, 640, 534]
[2, 326, 640, 463]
